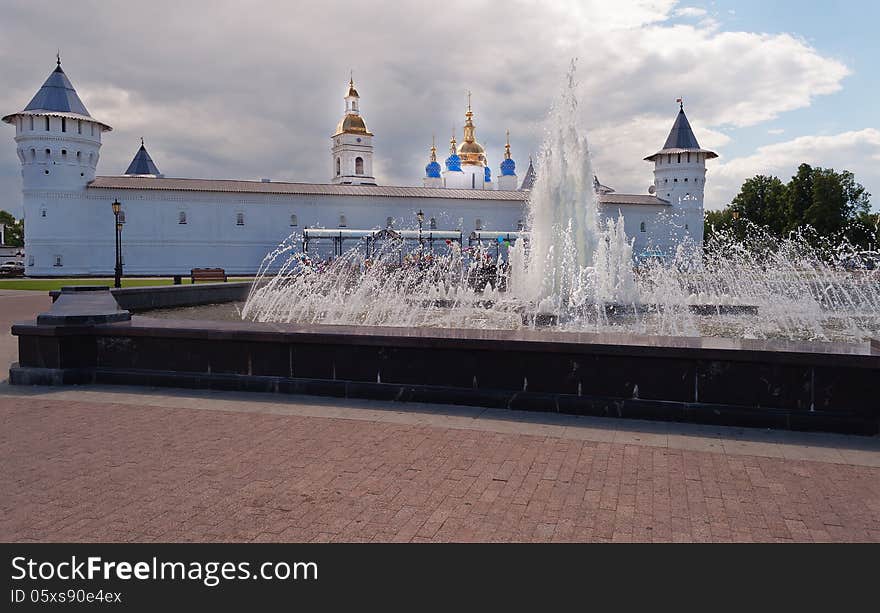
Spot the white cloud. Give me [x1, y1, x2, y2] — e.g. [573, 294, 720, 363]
[768, 128, 785, 135]
[675, 7, 708, 18]
[707, 129, 880, 209]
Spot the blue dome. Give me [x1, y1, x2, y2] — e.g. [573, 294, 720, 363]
[500, 157, 516, 176]
[445, 153, 461, 172]
[425, 160, 442, 178]
[484, 166, 491, 182]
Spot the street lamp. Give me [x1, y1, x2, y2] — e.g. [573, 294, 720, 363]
[417, 209, 424, 258]
[111, 199, 123, 288]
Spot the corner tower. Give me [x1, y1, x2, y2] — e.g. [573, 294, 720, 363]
[644, 101, 717, 246]
[3, 57, 112, 275]
[331, 77, 375, 185]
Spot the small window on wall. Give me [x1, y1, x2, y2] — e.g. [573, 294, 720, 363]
[336, 158, 341, 176]
[290, 214, 298, 227]
[236, 212, 245, 226]
[178, 211, 187, 224]
[355, 157, 364, 175]
[61, 117, 67, 132]
[29, 116, 34, 130]
[338, 215, 347, 227]
[28, 255, 34, 267]
[77, 120, 82, 134]
[685, 224, 689, 231]
[40, 208, 47, 218]
[475, 218, 483, 230]
[430, 217, 437, 230]
[517, 219, 524, 231]
[45, 149, 51, 159]
[386, 216, 393, 228]
[45, 117, 50, 131]
[119, 211, 126, 224]
[640, 222, 646, 233]
[53, 255, 63, 267]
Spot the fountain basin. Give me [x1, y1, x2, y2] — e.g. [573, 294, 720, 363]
[9, 287, 879, 434]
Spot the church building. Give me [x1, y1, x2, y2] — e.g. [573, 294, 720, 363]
[3, 60, 716, 276]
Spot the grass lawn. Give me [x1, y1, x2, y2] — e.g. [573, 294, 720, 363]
[0, 277, 253, 291]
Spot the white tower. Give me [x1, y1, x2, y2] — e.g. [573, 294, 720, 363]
[644, 101, 716, 248]
[2, 57, 112, 275]
[331, 77, 375, 185]
[496, 130, 518, 191]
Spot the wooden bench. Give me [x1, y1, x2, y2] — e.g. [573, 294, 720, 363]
[190, 267, 227, 283]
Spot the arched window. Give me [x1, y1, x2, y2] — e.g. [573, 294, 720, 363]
[77, 120, 82, 134]
[61, 149, 67, 158]
[338, 215, 347, 227]
[430, 217, 437, 230]
[667, 154, 671, 164]
[76, 151, 81, 162]
[677, 154, 681, 163]
[30, 148, 36, 161]
[685, 224, 689, 231]
[517, 219, 524, 231]
[386, 216, 393, 228]
[355, 157, 364, 175]
[290, 214, 298, 227]
[40, 208, 47, 218]
[61, 117, 66, 132]
[44, 148, 50, 159]
[687, 152, 691, 163]
[640, 222, 646, 233]
[236, 212, 245, 226]
[178, 211, 187, 224]
[336, 158, 341, 176]
[29, 116, 34, 130]
[475, 218, 483, 230]
[54, 255, 63, 267]
[45, 117, 50, 131]
[90, 123, 94, 136]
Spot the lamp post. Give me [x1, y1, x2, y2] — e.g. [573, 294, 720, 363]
[417, 209, 424, 259]
[112, 199, 123, 288]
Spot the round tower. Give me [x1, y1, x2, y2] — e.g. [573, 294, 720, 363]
[330, 77, 376, 185]
[2, 57, 112, 275]
[643, 101, 716, 248]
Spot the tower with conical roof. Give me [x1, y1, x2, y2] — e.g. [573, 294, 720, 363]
[3, 57, 113, 275]
[644, 101, 716, 246]
[331, 76, 375, 185]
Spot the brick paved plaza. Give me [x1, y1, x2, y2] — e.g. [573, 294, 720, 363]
[1, 290, 879, 542]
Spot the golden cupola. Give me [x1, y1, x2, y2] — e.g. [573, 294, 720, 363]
[334, 77, 372, 136]
[457, 93, 486, 166]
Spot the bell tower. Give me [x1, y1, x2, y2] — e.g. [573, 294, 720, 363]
[330, 76, 375, 185]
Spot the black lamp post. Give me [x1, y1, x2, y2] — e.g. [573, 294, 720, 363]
[112, 199, 123, 288]
[417, 209, 424, 258]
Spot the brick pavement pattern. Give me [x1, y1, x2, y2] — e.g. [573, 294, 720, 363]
[2, 397, 878, 542]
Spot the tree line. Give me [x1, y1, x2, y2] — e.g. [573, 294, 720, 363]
[705, 163, 878, 251]
[0, 210, 24, 246]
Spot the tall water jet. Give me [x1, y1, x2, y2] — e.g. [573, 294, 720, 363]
[510, 60, 637, 314]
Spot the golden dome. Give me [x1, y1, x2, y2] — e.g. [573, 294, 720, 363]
[334, 113, 372, 136]
[457, 99, 485, 166]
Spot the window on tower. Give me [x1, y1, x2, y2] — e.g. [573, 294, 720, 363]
[290, 214, 298, 227]
[78, 120, 82, 134]
[236, 212, 245, 226]
[430, 217, 437, 230]
[677, 154, 681, 163]
[178, 211, 187, 224]
[61, 117, 66, 132]
[687, 152, 691, 163]
[29, 116, 34, 130]
[640, 222, 646, 233]
[45, 117, 50, 131]
[355, 157, 364, 175]
[339, 215, 347, 227]
[336, 158, 341, 176]
[475, 218, 483, 230]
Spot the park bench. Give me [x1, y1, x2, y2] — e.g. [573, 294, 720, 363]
[190, 267, 227, 283]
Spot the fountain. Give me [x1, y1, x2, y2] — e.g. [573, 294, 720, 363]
[242, 63, 880, 344]
[10, 64, 880, 433]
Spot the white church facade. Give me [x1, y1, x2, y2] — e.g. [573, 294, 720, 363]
[3, 60, 716, 276]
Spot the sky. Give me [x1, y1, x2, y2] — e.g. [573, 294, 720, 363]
[1, 0, 878, 218]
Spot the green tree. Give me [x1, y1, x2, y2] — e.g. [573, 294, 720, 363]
[0, 210, 23, 247]
[728, 175, 788, 234]
[785, 163, 814, 232]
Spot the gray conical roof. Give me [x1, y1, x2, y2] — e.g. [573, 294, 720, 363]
[644, 106, 717, 161]
[663, 108, 700, 149]
[125, 142, 161, 176]
[23, 63, 91, 117]
[520, 158, 536, 190]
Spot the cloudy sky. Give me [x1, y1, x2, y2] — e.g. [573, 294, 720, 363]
[1, 0, 878, 217]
